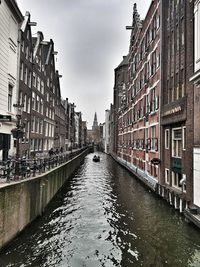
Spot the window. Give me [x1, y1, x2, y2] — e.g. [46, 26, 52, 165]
[172, 171, 182, 189]
[182, 127, 186, 150]
[176, 25, 179, 51]
[28, 71, 32, 88]
[165, 129, 170, 149]
[156, 51, 160, 69]
[36, 95, 40, 112]
[151, 88, 156, 112]
[151, 51, 156, 75]
[171, 76, 174, 102]
[32, 92, 36, 110]
[41, 80, 44, 94]
[33, 72, 36, 87]
[180, 69, 185, 97]
[46, 92, 49, 102]
[40, 120, 43, 134]
[26, 121, 30, 140]
[182, 174, 186, 192]
[171, 31, 174, 56]
[30, 139, 34, 151]
[24, 67, 28, 84]
[20, 62, 24, 80]
[181, 18, 184, 46]
[172, 128, 182, 157]
[37, 76, 40, 91]
[24, 94, 27, 112]
[151, 126, 156, 150]
[27, 98, 31, 113]
[40, 99, 43, 114]
[8, 84, 13, 112]
[31, 116, 35, 132]
[35, 118, 39, 133]
[165, 168, 170, 184]
[25, 46, 29, 59]
[156, 14, 160, 30]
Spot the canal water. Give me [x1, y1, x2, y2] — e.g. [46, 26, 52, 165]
[0, 153, 200, 267]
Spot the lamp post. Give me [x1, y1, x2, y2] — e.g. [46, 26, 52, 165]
[12, 103, 24, 178]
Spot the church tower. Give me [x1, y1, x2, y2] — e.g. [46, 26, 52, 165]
[92, 112, 98, 130]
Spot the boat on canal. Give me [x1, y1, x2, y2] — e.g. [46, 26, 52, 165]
[93, 155, 100, 162]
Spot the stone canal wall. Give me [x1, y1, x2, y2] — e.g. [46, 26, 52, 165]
[0, 148, 90, 250]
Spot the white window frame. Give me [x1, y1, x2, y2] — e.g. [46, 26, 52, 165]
[172, 127, 182, 158]
[172, 171, 182, 190]
[165, 129, 170, 149]
[165, 168, 170, 184]
[8, 84, 13, 112]
[182, 126, 186, 150]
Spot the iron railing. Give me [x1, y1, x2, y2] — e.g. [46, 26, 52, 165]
[0, 147, 88, 183]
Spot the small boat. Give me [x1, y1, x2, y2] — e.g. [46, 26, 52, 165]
[93, 155, 100, 162]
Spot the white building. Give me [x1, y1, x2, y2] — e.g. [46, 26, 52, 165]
[190, 0, 200, 208]
[104, 109, 111, 154]
[74, 112, 79, 148]
[0, 0, 23, 160]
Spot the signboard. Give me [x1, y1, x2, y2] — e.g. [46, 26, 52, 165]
[11, 128, 24, 139]
[0, 114, 12, 122]
[151, 158, 161, 165]
[171, 157, 182, 173]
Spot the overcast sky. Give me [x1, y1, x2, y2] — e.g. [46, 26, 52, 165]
[17, 0, 151, 128]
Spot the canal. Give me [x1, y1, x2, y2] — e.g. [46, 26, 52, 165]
[0, 153, 200, 267]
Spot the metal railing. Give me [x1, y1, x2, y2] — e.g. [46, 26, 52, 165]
[0, 147, 88, 183]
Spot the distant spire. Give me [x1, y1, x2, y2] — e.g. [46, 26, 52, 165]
[92, 112, 98, 130]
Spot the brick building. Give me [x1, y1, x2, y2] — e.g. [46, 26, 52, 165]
[112, 56, 128, 155]
[54, 70, 65, 152]
[160, 0, 194, 206]
[18, 11, 35, 157]
[112, 0, 195, 210]
[116, 1, 161, 189]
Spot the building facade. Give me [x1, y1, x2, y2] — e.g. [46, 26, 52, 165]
[117, 1, 161, 189]
[0, 0, 23, 160]
[190, 0, 200, 209]
[112, 56, 129, 155]
[104, 109, 111, 154]
[18, 11, 34, 158]
[160, 0, 194, 207]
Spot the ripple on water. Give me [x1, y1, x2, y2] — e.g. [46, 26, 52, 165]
[1, 153, 200, 267]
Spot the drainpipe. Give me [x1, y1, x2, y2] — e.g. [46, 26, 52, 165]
[159, 0, 163, 186]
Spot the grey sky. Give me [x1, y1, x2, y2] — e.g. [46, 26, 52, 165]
[17, 0, 151, 127]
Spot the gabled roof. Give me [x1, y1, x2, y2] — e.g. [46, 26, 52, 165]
[33, 31, 44, 59]
[5, 0, 23, 23]
[129, 3, 142, 50]
[115, 55, 129, 69]
[20, 11, 33, 47]
[45, 40, 54, 65]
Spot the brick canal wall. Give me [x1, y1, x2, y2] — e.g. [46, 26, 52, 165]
[0, 148, 91, 250]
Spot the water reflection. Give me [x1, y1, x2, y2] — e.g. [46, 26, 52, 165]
[0, 153, 200, 267]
